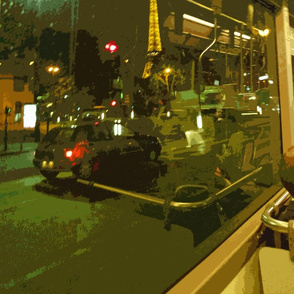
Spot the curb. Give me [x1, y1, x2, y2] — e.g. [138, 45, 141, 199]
[0, 150, 29, 157]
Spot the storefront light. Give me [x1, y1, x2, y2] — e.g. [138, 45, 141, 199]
[23, 104, 37, 129]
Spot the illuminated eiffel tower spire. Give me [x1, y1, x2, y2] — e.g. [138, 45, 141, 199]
[142, 0, 162, 79]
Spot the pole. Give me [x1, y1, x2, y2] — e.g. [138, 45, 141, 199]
[46, 117, 50, 134]
[240, 25, 244, 93]
[247, 3, 254, 92]
[4, 107, 8, 152]
[70, 0, 79, 77]
[34, 60, 41, 142]
[197, 15, 218, 119]
[191, 59, 195, 90]
[250, 36, 253, 92]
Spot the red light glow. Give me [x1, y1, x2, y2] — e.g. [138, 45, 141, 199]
[63, 141, 90, 162]
[110, 100, 117, 107]
[104, 41, 118, 53]
[65, 150, 73, 158]
[109, 44, 117, 52]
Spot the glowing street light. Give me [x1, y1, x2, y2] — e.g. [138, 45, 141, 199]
[164, 67, 172, 74]
[258, 28, 270, 37]
[46, 65, 61, 76]
[163, 67, 173, 91]
[251, 26, 271, 38]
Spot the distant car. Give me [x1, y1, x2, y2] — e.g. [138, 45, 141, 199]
[80, 106, 107, 122]
[33, 120, 162, 181]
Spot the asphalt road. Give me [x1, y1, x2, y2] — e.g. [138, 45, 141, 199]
[0, 142, 260, 294]
[0, 171, 213, 294]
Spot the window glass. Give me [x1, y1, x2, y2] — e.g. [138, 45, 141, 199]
[14, 112, 21, 123]
[55, 128, 75, 143]
[88, 124, 110, 141]
[41, 127, 61, 143]
[1, 1, 287, 294]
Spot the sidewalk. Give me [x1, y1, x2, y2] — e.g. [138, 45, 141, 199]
[0, 142, 40, 182]
[0, 142, 38, 157]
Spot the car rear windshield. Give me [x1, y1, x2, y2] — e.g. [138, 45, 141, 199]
[41, 128, 75, 144]
[72, 124, 111, 142]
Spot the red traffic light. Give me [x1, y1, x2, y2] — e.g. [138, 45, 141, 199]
[104, 41, 118, 53]
[110, 100, 117, 107]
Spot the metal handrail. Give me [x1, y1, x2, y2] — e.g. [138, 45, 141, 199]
[77, 166, 263, 209]
[261, 190, 291, 234]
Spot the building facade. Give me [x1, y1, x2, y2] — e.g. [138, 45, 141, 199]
[0, 74, 34, 131]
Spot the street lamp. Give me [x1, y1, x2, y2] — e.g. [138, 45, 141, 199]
[46, 65, 61, 76]
[251, 26, 271, 38]
[164, 67, 173, 92]
[164, 67, 172, 74]
[44, 65, 61, 133]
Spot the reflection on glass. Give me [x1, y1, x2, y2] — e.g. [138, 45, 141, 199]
[0, 0, 286, 293]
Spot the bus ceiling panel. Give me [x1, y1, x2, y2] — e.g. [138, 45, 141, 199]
[183, 0, 280, 29]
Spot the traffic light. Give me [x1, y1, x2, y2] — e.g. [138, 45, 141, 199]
[5, 106, 12, 115]
[110, 100, 117, 107]
[104, 41, 118, 53]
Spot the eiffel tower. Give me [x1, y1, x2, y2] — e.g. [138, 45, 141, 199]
[142, 0, 162, 79]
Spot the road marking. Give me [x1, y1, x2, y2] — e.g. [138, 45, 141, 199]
[71, 247, 91, 256]
[20, 198, 37, 204]
[0, 247, 91, 290]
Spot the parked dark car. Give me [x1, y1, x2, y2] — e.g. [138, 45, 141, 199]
[33, 120, 162, 181]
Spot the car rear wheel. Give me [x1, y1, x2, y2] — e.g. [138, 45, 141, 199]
[40, 170, 59, 181]
[78, 161, 93, 180]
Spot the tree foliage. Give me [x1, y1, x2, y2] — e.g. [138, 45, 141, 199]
[0, 1, 37, 59]
[150, 64, 185, 94]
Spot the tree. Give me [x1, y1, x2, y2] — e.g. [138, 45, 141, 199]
[0, 1, 38, 59]
[38, 28, 70, 73]
[149, 64, 185, 105]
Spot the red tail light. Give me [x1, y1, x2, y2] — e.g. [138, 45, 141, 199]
[64, 149, 73, 159]
[65, 150, 73, 158]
